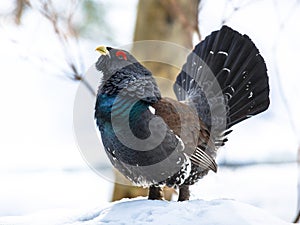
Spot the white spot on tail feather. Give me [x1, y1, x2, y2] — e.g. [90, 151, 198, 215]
[218, 51, 228, 56]
[222, 68, 230, 73]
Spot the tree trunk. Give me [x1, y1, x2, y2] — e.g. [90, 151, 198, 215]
[112, 0, 201, 202]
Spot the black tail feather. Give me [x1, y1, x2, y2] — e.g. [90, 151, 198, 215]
[174, 26, 270, 130]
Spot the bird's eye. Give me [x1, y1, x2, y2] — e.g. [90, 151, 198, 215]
[115, 51, 128, 61]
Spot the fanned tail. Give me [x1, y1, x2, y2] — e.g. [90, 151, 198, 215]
[174, 25, 270, 131]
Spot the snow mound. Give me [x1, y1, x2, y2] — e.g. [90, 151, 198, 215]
[0, 198, 292, 225]
[88, 199, 292, 225]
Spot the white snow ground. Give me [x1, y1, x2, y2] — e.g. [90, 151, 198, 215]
[0, 163, 296, 223]
[0, 198, 293, 225]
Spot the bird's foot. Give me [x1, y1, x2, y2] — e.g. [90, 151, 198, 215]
[148, 185, 164, 200]
[178, 185, 190, 201]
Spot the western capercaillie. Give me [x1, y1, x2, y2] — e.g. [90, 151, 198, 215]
[94, 26, 270, 201]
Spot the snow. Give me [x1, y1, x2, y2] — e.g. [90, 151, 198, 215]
[0, 198, 293, 225]
[0, 163, 296, 222]
[191, 163, 297, 221]
[0, 169, 113, 217]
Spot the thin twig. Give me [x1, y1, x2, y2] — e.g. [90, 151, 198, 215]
[221, 0, 261, 25]
[271, 0, 300, 139]
[29, 0, 95, 97]
[271, 1, 300, 223]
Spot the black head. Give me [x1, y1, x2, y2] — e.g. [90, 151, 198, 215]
[94, 46, 161, 101]
[95, 46, 151, 78]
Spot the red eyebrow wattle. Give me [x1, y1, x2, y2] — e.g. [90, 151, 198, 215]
[116, 51, 128, 61]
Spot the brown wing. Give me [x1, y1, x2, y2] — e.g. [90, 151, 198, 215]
[151, 97, 217, 172]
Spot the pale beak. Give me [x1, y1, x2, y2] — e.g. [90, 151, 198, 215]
[95, 46, 109, 56]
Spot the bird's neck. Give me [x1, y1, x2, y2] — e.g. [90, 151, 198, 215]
[97, 73, 129, 96]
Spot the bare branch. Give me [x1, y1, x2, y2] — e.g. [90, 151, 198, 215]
[13, 0, 31, 25]
[28, 0, 95, 97]
[221, 0, 261, 25]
